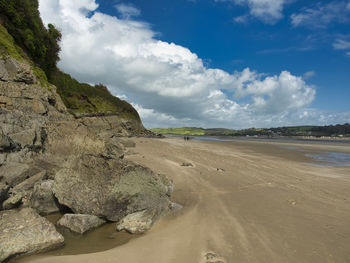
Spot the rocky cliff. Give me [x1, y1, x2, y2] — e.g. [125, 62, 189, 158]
[0, 24, 173, 262]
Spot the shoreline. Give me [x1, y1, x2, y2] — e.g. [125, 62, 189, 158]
[19, 137, 350, 263]
[165, 134, 350, 144]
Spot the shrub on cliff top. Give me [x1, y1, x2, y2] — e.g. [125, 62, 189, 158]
[0, 0, 61, 78]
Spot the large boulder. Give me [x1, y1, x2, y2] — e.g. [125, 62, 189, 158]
[116, 210, 154, 234]
[0, 208, 64, 262]
[12, 170, 46, 193]
[2, 193, 22, 210]
[0, 183, 9, 209]
[0, 162, 30, 187]
[57, 214, 106, 234]
[0, 130, 17, 152]
[52, 154, 173, 222]
[116, 202, 183, 234]
[30, 180, 59, 215]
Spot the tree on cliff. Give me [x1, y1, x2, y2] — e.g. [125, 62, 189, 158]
[0, 0, 61, 78]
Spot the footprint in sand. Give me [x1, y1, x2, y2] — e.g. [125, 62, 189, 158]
[204, 251, 225, 263]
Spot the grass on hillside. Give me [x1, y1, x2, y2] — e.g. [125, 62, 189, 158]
[0, 24, 50, 87]
[50, 70, 141, 119]
[0, 24, 25, 61]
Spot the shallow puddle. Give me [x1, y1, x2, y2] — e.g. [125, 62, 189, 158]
[305, 152, 350, 167]
[278, 145, 350, 167]
[44, 214, 136, 256]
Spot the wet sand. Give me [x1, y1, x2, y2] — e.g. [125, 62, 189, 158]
[19, 137, 350, 263]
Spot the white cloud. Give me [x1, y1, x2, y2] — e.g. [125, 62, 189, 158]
[303, 71, 316, 79]
[233, 14, 249, 24]
[115, 3, 141, 19]
[216, 0, 286, 24]
[333, 37, 350, 57]
[333, 38, 350, 50]
[38, 0, 338, 129]
[291, 1, 350, 29]
[223, 70, 316, 114]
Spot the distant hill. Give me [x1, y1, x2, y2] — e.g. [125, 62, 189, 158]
[151, 124, 350, 137]
[151, 127, 206, 135]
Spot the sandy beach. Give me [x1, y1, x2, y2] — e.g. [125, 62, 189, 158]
[19, 137, 350, 263]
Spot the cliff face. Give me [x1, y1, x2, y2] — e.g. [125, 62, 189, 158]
[0, 0, 151, 137]
[0, 24, 172, 262]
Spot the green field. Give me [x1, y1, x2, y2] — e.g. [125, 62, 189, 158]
[151, 127, 206, 135]
[151, 124, 350, 137]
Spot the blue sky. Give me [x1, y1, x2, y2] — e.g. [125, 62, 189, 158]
[39, 0, 350, 128]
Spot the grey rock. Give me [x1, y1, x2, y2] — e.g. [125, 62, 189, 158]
[181, 162, 193, 167]
[158, 173, 174, 197]
[119, 139, 136, 148]
[12, 170, 46, 193]
[0, 153, 7, 166]
[0, 208, 64, 262]
[0, 52, 173, 258]
[0, 162, 30, 187]
[0, 183, 9, 209]
[106, 142, 124, 159]
[9, 129, 37, 148]
[0, 59, 8, 81]
[0, 130, 12, 152]
[57, 214, 106, 234]
[53, 154, 172, 222]
[116, 210, 154, 234]
[169, 202, 183, 212]
[30, 180, 59, 215]
[2, 193, 22, 210]
[78, 115, 152, 138]
[0, 57, 36, 84]
[204, 252, 226, 263]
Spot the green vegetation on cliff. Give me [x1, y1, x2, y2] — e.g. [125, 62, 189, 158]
[151, 124, 350, 137]
[0, 0, 140, 120]
[0, 0, 60, 78]
[0, 24, 50, 87]
[50, 70, 140, 118]
[0, 24, 25, 61]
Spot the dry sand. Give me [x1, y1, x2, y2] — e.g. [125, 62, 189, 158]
[19, 137, 350, 263]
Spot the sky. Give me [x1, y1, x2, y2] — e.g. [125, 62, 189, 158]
[38, 0, 350, 129]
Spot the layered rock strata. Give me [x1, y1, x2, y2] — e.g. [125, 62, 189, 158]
[0, 54, 173, 261]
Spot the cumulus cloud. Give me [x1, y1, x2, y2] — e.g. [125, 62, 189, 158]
[216, 0, 286, 24]
[38, 0, 327, 129]
[291, 1, 350, 29]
